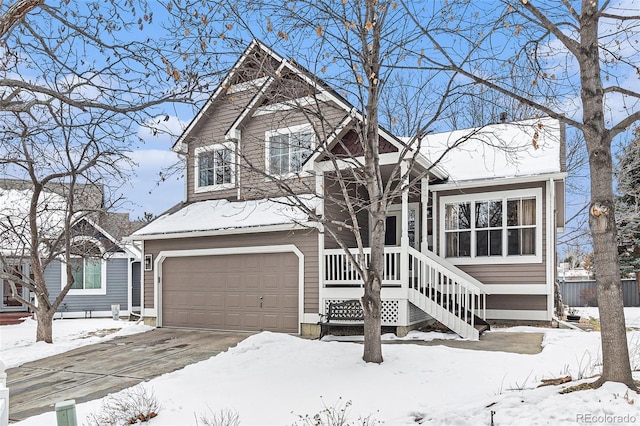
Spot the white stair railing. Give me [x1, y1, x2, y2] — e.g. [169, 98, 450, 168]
[407, 246, 489, 340]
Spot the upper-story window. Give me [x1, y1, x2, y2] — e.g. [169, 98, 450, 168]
[440, 188, 542, 264]
[266, 125, 314, 176]
[195, 143, 235, 192]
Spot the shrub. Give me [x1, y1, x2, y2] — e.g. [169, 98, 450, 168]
[84, 385, 160, 426]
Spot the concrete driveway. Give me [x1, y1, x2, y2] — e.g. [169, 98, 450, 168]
[6, 328, 251, 422]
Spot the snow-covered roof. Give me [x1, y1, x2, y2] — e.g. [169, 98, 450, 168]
[417, 117, 563, 183]
[131, 195, 319, 238]
[0, 188, 68, 255]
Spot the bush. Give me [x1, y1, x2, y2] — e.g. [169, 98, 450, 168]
[196, 408, 240, 426]
[84, 385, 160, 426]
[292, 398, 382, 426]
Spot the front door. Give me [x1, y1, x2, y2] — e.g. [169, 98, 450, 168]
[385, 204, 419, 249]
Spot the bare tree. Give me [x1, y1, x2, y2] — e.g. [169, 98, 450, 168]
[0, 1, 236, 342]
[407, 0, 640, 389]
[0, 101, 133, 343]
[171, 0, 532, 362]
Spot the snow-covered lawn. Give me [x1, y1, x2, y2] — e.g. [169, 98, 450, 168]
[7, 312, 640, 426]
[0, 317, 152, 369]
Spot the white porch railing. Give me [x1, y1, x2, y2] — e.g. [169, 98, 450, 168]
[322, 246, 490, 340]
[407, 246, 489, 340]
[324, 247, 402, 286]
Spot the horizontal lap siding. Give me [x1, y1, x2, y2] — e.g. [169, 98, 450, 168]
[188, 90, 347, 203]
[143, 229, 319, 314]
[487, 295, 548, 310]
[45, 258, 129, 312]
[187, 90, 255, 203]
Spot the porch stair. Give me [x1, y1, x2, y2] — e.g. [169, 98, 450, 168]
[407, 247, 490, 340]
[0, 312, 32, 326]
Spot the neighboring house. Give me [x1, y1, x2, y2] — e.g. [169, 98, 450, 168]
[130, 40, 566, 339]
[0, 181, 142, 318]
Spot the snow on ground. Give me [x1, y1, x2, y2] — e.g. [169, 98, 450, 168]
[0, 317, 152, 369]
[9, 310, 640, 426]
[574, 307, 640, 329]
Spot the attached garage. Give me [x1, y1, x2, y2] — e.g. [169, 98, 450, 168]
[160, 251, 300, 333]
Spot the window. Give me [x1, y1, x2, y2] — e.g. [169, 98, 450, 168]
[267, 126, 313, 175]
[195, 143, 235, 191]
[441, 189, 541, 263]
[70, 258, 102, 290]
[507, 198, 536, 255]
[444, 202, 471, 257]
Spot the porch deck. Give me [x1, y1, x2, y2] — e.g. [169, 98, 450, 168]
[322, 246, 490, 339]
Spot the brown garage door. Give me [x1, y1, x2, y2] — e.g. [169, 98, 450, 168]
[161, 252, 299, 333]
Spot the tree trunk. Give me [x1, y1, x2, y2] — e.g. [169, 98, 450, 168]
[35, 301, 53, 343]
[579, 0, 635, 389]
[362, 213, 384, 363]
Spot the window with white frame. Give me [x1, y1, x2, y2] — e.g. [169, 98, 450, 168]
[441, 189, 542, 263]
[62, 238, 108, 295]
[266, 126, 314, 175]
[70, 258, 102, 290]
[195, 143, 235, 190]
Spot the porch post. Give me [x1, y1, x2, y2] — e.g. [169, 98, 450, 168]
[316, 171, 325, 305]
[421, 177, 429, 253]
[400, 161, 409, 289]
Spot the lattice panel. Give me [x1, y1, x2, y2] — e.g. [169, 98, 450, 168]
[323, 299, 399, 324]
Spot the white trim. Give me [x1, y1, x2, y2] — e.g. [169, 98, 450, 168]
[53, 310, 130, 320]
[483, 284, 549, 295]
[143, 308, 157, 317]
[127, 258, 133, 314]
[485, 309, 550, 321]
[172, 39, 266, 151]
[154, 245, 305, 334]
[194, 142, 236, 193]
[265, 124, 315, 177]
[131, 222, 319, 241]
[430, 172, 568, 192]
[439, 188, 543, 265]
[61, 257, 108, 296]
[303, 313, 321, 323]
[314, 152, 403, 172]
[387, 202, 420, 250]
[140, 240, 145, 317]
[546, 178, 555, 319]
[253, 93, 333, 117]
[227, 76, 269, 94]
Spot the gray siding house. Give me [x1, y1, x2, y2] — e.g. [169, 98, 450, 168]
[0, 181, 142, 318]
[131, 40, 566, 339]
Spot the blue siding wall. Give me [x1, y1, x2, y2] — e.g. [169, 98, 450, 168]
[45, 258, 130, 313]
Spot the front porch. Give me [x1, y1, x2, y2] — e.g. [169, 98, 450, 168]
[321, 245, 490, 340]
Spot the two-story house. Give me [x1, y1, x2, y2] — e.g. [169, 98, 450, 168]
[130, 40, 566, 339]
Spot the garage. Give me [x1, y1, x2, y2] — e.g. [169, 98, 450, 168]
[161, 252, 299, 333]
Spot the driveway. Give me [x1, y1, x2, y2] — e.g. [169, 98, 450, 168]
[6, 328, 251, 422]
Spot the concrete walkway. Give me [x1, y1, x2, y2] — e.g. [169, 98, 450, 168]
[414, 331, 544, 354]
[6, 328, 251, 422]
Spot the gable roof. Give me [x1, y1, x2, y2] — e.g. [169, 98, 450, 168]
[415, 117, 565, 185]
[0, 186, 136, 257]
[171, 40, 436, 173]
